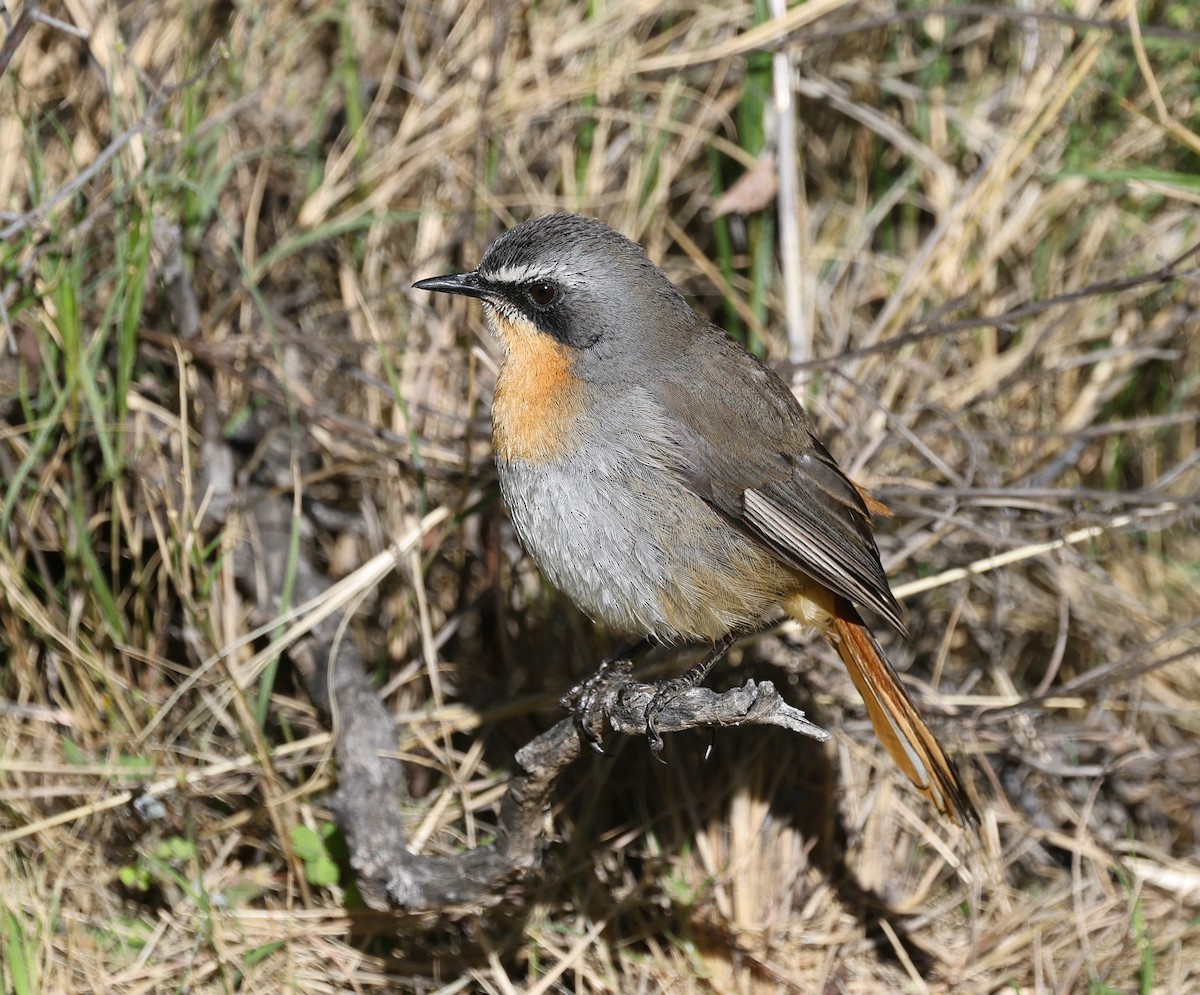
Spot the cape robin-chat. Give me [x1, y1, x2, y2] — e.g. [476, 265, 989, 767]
[415, 214, 975, 826]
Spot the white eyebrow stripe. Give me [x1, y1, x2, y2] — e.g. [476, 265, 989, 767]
[481, 262, 541, 284]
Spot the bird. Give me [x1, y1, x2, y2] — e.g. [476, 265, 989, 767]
[414, 213, 976, 826]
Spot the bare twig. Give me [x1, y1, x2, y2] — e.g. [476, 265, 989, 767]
[382, 677, 827, 911]
[0, 113, 161, 241]
[0, 0, 38, 79]
[788, 241, 1200, 371]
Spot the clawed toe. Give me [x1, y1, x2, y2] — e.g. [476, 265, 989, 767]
[561, 658, 634, 754]
[644, 681, 687, 761]
[561, 633, 741, 760]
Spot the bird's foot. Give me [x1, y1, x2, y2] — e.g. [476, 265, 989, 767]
[643, 631, 741, 760]
[560, 657, 635, 755]
[644, 676, 695, 761]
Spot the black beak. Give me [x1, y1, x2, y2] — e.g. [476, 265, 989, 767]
[412, 271, 490, 300]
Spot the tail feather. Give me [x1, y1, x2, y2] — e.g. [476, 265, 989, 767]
[829, 601, 977, 827]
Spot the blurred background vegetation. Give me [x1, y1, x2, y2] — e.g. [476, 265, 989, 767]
[1, 0, 1198, 991]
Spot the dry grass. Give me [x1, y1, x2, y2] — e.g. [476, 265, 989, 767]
[2, 0, 1199, 991]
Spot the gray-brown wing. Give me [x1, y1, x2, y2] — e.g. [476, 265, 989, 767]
[656, 328, 907, 636]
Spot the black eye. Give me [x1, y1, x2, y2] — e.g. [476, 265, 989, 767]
[527, 281, 557, 307]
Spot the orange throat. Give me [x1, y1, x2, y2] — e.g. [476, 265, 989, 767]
[487, 308, 582, 465]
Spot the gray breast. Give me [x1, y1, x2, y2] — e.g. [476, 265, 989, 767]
[494, 392, 794, 642]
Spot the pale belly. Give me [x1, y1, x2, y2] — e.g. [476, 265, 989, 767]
[496, 449, 797, 643]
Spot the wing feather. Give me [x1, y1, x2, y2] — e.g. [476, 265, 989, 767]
[655, 328, 906, 634]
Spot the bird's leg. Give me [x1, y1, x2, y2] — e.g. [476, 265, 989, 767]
[561, 637, 655, 754]
[644, 629, 742, 759]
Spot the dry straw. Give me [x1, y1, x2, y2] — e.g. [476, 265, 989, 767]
[2, 0, 1198, 992]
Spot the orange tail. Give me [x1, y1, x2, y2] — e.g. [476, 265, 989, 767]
[829, 602, 976, 827]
